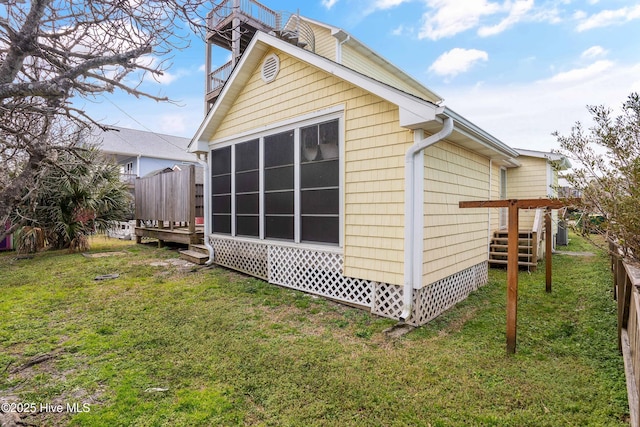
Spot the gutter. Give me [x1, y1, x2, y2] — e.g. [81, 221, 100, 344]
[197, 153, 215, 265]
[400, 117, 454, 323]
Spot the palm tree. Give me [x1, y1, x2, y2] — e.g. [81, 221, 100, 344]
[17, 147, 131, 252]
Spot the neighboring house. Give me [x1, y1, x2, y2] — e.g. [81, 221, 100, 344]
[507, 149, 571, 230]
[96, 126, 199, 185]
[189, 2, 568, 326]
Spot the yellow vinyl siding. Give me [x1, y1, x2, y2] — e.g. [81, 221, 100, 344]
[423, 142, 490, 284]
[490, 163, 502, 231]
[507, 157, 548, 230]
[211, 49, 411, 285]
[341, 44, 439, 104]
[306, 22, 336, 61]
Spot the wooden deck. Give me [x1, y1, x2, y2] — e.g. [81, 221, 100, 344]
[134, 165, 203, 247]
[135, 225, 204, 246]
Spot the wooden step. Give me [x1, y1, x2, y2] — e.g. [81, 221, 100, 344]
[488, 259, 537, 267]
[493, 231, 533, 237]
[179, 250, 209, 265]
[490, 244, 533, 250]
[189, 244, 209, 255]
[491, 237, 533, 243]
[489, 251, 533, 259]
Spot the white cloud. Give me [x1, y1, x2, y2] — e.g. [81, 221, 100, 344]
[321, 0, 339, 9]
[436, 62, 640, 151]
[429, 48, 488, 77]
[418, 0, 545, 40]
[581, 45, 607, 59]
[577, 5, 640, 31]
[371, 0, 410, 10]
[391, 24, 405, 36]
[153, 70, 178, 85]
[542, 60, 614, 84]
[419, 0, 502, 40]
[158, 113, 190, 135]
[478, 0, 534, 37]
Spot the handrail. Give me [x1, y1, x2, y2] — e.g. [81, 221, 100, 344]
[208, 0, 278, 30]
[276, 11, 316, 53]
[532, 208, 544, 258]
[208, 60, 233, 94]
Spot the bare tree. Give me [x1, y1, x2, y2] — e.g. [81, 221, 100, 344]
[0, 0, 225, 239]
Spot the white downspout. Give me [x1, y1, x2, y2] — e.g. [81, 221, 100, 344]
[400, 117, 454, 323]
[488, 159, 493, 254]
[336, 35, 350, 64]
[197, 153, 215, 265]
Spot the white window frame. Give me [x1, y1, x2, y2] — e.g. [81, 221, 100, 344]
[209, 107, 345, 249]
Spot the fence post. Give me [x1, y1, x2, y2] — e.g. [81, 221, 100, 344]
[618, 256, 629, 352]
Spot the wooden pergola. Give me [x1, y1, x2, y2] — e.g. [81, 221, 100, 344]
[459, 198, 577, 354]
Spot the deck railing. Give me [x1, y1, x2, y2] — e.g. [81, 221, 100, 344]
[611, 240, 640, 427]
[120, 173, 137, 186]
[208, 0, 277, 30]
[205, 1, 316, 99]
[207, 60, 233, 95]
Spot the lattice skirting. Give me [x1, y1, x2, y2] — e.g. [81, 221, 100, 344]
[372, 261, 489, 326]
[209, 235, 488, 326]
[209, 237, 372, 307]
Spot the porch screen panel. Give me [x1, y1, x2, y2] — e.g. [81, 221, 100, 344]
[211, 146, 232, 234]
[264, 130, 294, 240]
[300, 119, 339, 244]
[235, 139, 259, 237]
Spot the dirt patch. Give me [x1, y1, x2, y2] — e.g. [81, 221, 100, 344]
[2, 350, 105, 427]
[556, 251, 595, 257]
[439, 307, 478, 337]
[81, 251, 128, 258]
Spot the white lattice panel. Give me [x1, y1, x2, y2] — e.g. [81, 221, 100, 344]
[475, 261, 488, 287]
[373, 262, 488, 326]
[268, 246, 373, 307]
[210, 237, 268, 280]
[371, 282, 404, 320]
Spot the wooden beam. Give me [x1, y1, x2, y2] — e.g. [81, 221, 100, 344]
[545, 208, 552, 293]
[507, 200, 519, 354]
[459, 198, 579, 209]
[459, 197, 581, 354]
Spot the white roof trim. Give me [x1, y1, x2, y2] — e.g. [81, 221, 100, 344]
[189, 31, 518, 164]
[443, 107, 520, 159]
[515, 148, 572, 169]
[190, 31, 440, 152]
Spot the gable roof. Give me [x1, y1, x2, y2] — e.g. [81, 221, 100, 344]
[515, 148, 572, 170]
[96, 126, 196, 163]
[300, 16, 443, 104]
[190, 31, 519, 162]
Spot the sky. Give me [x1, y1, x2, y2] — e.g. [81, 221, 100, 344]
[81, 0, 640, 153]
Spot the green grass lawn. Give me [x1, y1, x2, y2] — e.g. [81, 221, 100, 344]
[0, 233, 628, 426]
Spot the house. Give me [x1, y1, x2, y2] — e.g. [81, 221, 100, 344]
[188, 2, 569, 325]
[95, 126, 199, 185]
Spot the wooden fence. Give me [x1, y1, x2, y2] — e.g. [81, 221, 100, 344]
[612, 241, 640, 427]
[134, 165, 203, 245]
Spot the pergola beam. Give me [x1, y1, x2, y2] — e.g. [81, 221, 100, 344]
[459, 198, 577, 354]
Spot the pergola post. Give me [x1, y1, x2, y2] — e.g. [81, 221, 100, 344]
[506, 200, 519, 354]
[545, 207, 553, 293]
[459, 198, 577, 354]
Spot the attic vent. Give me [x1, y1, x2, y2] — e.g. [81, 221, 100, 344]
[261, 53, 280, 83]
